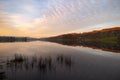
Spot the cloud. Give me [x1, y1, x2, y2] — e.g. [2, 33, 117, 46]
[0, 0, 120, 37]
[9, 14, 27, 26]
[23, 5, 35, 13]
[25, 0, 120, 37]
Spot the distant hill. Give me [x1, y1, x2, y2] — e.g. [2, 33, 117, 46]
[42, 27, 120, 42]
[41, 27, 120, 52]
[0, 36, 27, 42]
[0, 36, 39, 42]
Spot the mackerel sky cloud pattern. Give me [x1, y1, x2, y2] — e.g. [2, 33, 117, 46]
[0, 0, 120, 37]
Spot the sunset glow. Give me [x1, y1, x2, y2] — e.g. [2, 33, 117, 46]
[0, 0, 120, 37]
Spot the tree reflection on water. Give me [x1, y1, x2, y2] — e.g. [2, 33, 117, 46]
[47, 40, 120, 53]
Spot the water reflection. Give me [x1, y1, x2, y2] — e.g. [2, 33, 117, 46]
[46, 40, 120, 53]
[57, 55, 72, 67]
[0, 41, 120, 80]
[0, 72, 6, 80]
[0, 64, 6, 80]
[5, 54, 73, 74]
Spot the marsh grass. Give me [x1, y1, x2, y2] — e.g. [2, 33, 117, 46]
[11, 54, 25, 63]
[5, 54, 73, 72]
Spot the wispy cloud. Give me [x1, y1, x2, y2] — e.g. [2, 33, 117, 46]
[0, 0, 120, 37]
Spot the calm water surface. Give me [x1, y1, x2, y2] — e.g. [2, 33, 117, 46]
[0, 41, 120, 80]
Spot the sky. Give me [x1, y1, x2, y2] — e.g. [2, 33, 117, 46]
[0, 0, 120, 38]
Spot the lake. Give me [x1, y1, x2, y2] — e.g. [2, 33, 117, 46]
[0, 41, 120, 80]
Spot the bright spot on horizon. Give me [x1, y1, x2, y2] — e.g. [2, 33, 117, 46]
[0, 0, 120, 38]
